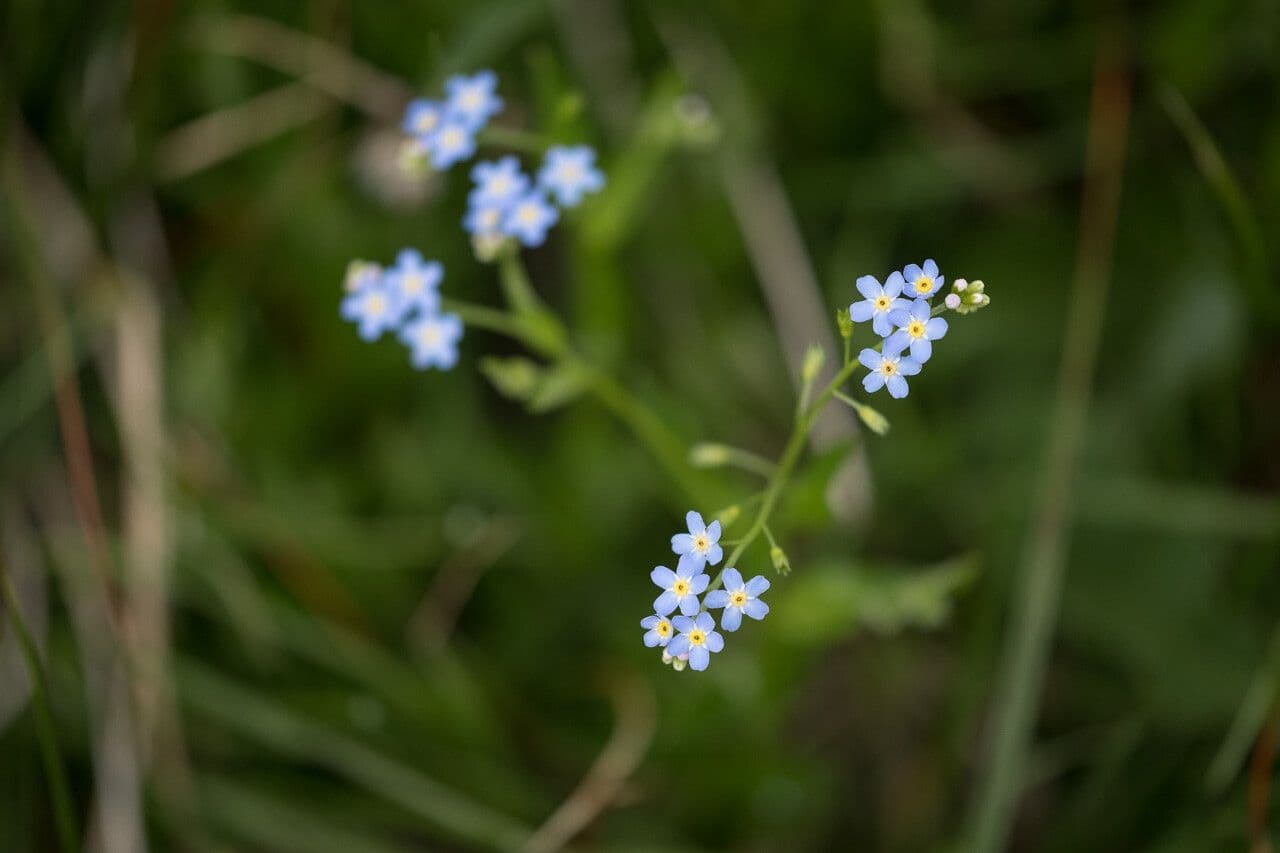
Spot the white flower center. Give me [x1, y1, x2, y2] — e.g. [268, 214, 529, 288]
[417, 325, 443, 348]
[730, 590, 747, 607]
[692, 534, 709, 553]
[517, 204, 539, 225]
[879, 360, 898, 376]
[441, 128, 464, 148]
[403, 273, 423, 295]
[461, 89, 483, 110]
[415, 112, 438, 134]
[558, 162, 583, 182]
[490, 174, 510, 194]
[366, 294, 386, 316]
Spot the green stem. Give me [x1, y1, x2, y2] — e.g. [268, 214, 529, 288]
[440, 298, 527, 339]
[496, 250, 543, 317]
[477, 126, 548, 155]
[0, 559, 80, 853]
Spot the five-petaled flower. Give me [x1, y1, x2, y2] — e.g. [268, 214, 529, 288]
[902, 259, 944, 299]
[651, 563, 710, 617]
[849, 272, 910, 337]
[470, 156, 530, 208]
[403, 99, 443, 140]
[859, 345, 921, 399]
[667, 612, 725, 671]
[427, 119, 477, 170]
[671, 511, 723, 571]
[640, 614, 674, 648]
[444, 70, 503, 131]
[341, 277, 402, 341]
[502, 190, 560, 247]
[387, 249, 443, 316]
[886, 298, 948, 363]
[538, 146, 606, 207]
[704, 568, 771, 632]
[400, 312, 463, 371]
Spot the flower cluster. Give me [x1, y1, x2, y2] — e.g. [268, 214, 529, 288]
[641, 511, 771, 672]
[340, 249, 463, 370]
[402, 71, 503, 171]
[465, 146, 604, 255]
[847, 259, 956, 399]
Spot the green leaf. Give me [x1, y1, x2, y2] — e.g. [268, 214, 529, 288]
[479, 356, 543, 402]
[527, 360, 593, 413]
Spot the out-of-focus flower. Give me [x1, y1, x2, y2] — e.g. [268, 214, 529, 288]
[341, 275, 402, 341]
[404, 99, 444, 139]
[849, 272, 910, 337]
[444, 71, 503, 131]
[886, 298, 948, 364]
[427, 120, 477, 170]
[704, 568, 770, 632]
[859, 345, 921, 399]
[400, 312, 463, 370]
[469, 156, 530, 207]
[667, 612, 724, 671]
[386, 249, 442, 316]
[502, 190, 559, 247]
[538, 146, 605, 207]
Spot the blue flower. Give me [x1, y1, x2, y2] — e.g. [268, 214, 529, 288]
[469, 156, 530, 208]
[444, 70, 503, 131]
[902, 259, 944, 299]
[650, 563, 709, 617]
[386, 249, 442, 316]
[400, 312, 463, 370]
[341, 275, 403, 341]
[343, 260, 383, 293]
[667, 612, 724, 671]
[502, 190, 559, 247]
[427, 119, 477, 170]
[640, 614, 675, 648]
[703, 568, 770, 632]
[403, 99, 444, 140]
[538, 145, 605, 207]
[670, 511, 723, 571]
[886, 298, 948, 363]
[848, 272, 910, 337]
[464, 199, 507, 238]
[859, 345, 921, 399]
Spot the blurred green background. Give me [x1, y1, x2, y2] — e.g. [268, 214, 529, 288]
[3, 1, 1279, 851]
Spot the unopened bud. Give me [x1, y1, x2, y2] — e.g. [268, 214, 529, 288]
[953, 278, 969, 292]
[944, 293, 961, 310]
[836, 307, 853, 340]
[770, 545, 792, 576]
[850, 398, 891, 436]
[716, 504, 741, 528]
[690, 443, 731, 468]
[801, 345, 825, 383]
[954, 279, 990, 315]
[671, 655, 688, 672]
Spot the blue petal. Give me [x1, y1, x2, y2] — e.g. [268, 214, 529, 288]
[721, 606, 743, 632]
[745, 575, 771, 596]
[744, 599, 770, 620]
[671, 533, 693, 554]
[721, 568, 744, 591]
[705, 630, 724, 652]
[856, 275, 881, 299]
[926, 317, 949, 339]
[690, 573, 710, 594]
[695, 611, 715, 632]
[850, 301, 876, 323]
[689, 646, 710, 671]
[902, 264, 923, 282]
[667, 635, 691, 657]
[910, 337, 932, 363]
[672, 616, 696, 633]
[686, 510, 705, 534]
[704, 590, 731, 609]
[858, 348, 882, 370]
[923, 258, 938, 278]
[911, 298, 931, 320]
[643, 630, 662, 648]
[887, 375, 909, 399]
[883, 271, 905, 297]
[863, 372, 886, 393]
[897, 357, 922, 376]
[676, 552, 705, 575]
[651, 566, 676, 588]
[887, 307, 912, 327]
[653, 591, 678, 615]
[640, 615, 660, 629]
[678, 594, 700, 616]
[705, 543, 723, 565]
[706, 520, 722, 542]
[872, 312, 894, 337]
[885, 330, 910, 354]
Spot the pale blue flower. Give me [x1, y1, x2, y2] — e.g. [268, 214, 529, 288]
[444, 70, 503, 131]
[502, 190, 559, 247]
[703, 568, 770, 632]
[859, 345, 921, 399]
[650, 563, 709, 617]
[463, 200, 507, 238]
[341, 276, 402, 341]
[640, 614, 674, 648]
[901, 259, 944, 299]
[469, 156, 530, 208]
[427, 119, 476, 170]
[400, 312, 463, 370]
[886, 298, 948, 363]
[670, 511, 723, 570]
[849, 272, 910, 337]
[538, 145, 605, 207]
[386, 249, 442, 316]
[667, 612, 724, 672]
[403, 99, 444, 141]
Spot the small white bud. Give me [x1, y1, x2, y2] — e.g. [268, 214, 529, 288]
[944, 293, 961, 310]
[953, 278, 968, 292]
[661, 650, 673, 665]
[672, 656, 687, 672]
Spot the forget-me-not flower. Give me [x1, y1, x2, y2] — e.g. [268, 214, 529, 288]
[886, 298, 948, 364]
[640, 614, 675, 648]
[704, 568, 770, 632]
[671, 511, 723, 571]
[859, 345, 921, 399]
[444, 71, 503, 130]
[404, 99, 444, 140]
[386, 249, 442, 316]
[902, 259, 944, 299]
[538, 146, 605, 207]
[849, 272, 911, 337]
[427, 120, 477, 170]
[651, 563, 709, 617]
[667, 612, 724, 671]
[470, 156, 530, 208]
[502, 190, 559, 247]
[341, 278, 403, 341]
[464, 200, 507, 238]
[400, 312, 463, 370]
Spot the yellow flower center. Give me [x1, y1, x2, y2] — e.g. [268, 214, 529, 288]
[559, 162, 583, 182]
[907, 319, 926, 338]
[730, 590, 747, 607]
[417, 325, 443, 347]
[656, 621, 671, 636]
[914, 275, 934, 294]
[517, 204, 539, 225]
[366, 294, 386, 316]
[414, 112, 438, 134]
[403, 273, 423, 295]
[692, 534, 709, 553]
[879, 360, 898, 376]
[688, 630, 706, 646]
[673, 579, 690, 596]
[460, 89, 483, 110]
[874, 295, 891, 310]
[441, 128, 464, 148]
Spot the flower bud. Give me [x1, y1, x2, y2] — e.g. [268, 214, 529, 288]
[953, 278, 969, 292]
[770, 545, 792, 576]
[954, 279, 989, 314]
[836, 307, 853, 340]
[801, 345, 825, 384]
[716, 504, 741, 529]
[472, 233, 507, 263]
[690, 443, 731, 468]
[944, 293, 961, 310]
[671, 655, 688, 672]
